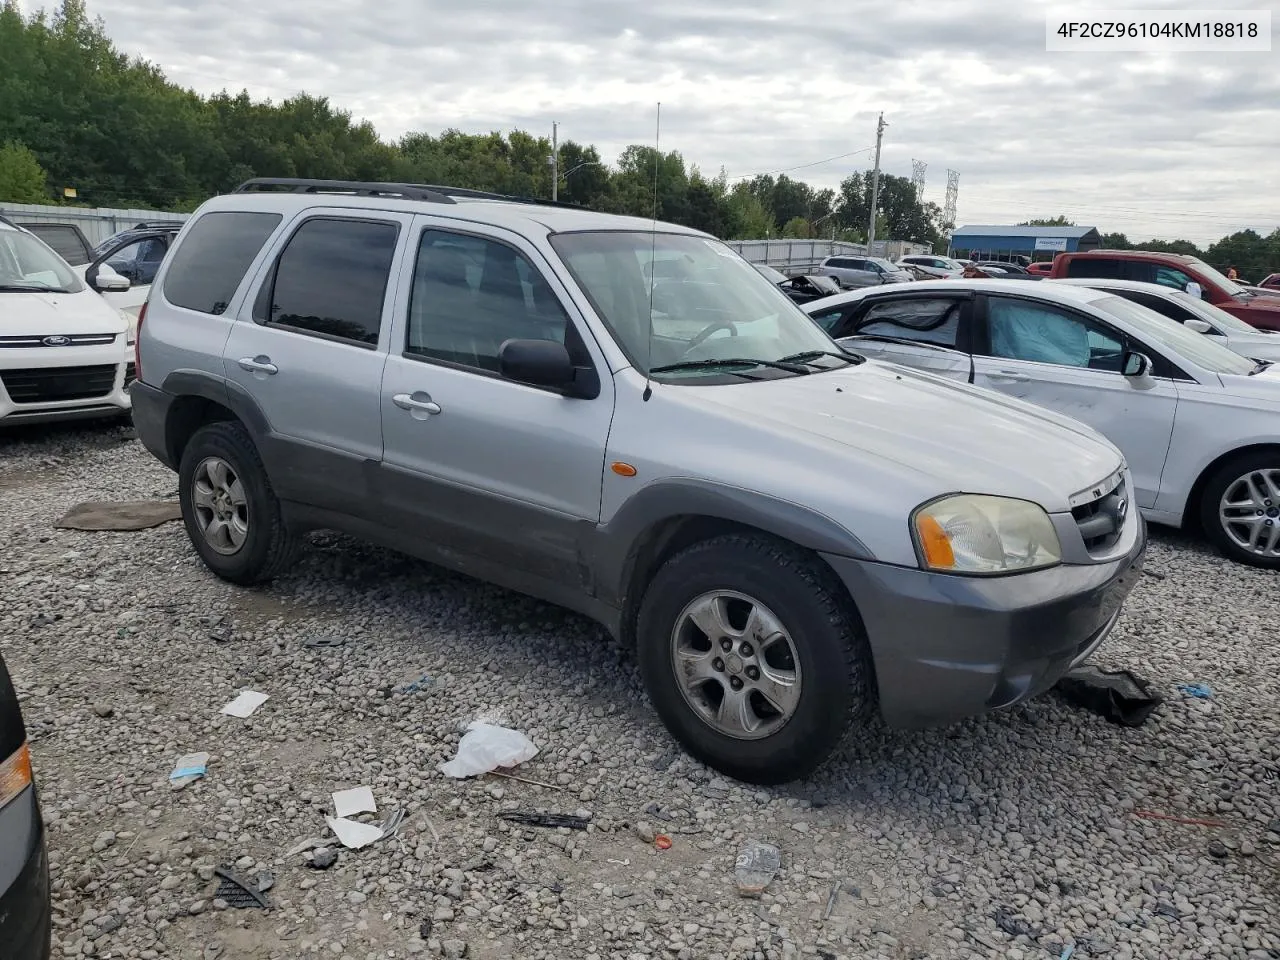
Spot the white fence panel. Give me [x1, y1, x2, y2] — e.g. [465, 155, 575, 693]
[0, 202, 189, 246]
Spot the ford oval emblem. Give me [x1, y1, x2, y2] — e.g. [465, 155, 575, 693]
[42, 335, 71, 346]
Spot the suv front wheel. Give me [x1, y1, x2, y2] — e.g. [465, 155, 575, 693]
[178, 421, 300, 584]
[636, 534, 874, 784]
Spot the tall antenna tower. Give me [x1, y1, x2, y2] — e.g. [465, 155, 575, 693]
[943, 169, 960, 228]
[910, 159, 927, 200]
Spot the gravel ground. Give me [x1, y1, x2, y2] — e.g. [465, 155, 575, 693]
[1, 421, 1277, 960]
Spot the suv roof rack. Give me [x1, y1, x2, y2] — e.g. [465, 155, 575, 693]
[233, 178, 458, 204]
[409, 184, 583, 210]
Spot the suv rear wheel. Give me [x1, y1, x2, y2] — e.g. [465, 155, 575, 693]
[636, 534, 874, 784]
[1201, 451, 1280, 568]
[178, 421, 300, 584]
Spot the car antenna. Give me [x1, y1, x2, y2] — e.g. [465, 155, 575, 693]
[642, 101, 660, 402]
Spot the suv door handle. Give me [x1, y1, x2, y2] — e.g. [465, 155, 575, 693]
[237, 355, 278, 375]
[392, 392, 442, 416]
[989, 370, 1030, 383]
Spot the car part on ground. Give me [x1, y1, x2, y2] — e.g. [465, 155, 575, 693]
[805, 278, 1280, 568]
[130, 178, 1142, 783]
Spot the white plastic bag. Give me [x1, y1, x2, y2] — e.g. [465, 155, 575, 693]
[438, 721, 539, 778]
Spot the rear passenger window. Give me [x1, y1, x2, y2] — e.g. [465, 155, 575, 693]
[1064, 258, 1124, 280]
[264, 218, 398, 346]
[406, 230, 569, 372]
[854, 298, 963, 348]
[164, 212, 281, 315]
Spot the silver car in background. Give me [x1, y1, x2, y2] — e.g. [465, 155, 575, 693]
[815, 255, 913, 289]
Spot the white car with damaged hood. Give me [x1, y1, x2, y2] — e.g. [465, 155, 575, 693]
[805, 277, 1280, 567]
[0, 219, 134, 426]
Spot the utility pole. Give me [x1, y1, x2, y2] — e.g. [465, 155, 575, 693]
[550, 122, 559, 202]
[865, 113, 887, 254]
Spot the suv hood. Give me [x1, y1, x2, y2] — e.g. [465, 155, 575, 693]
[698, 361, 1123, 513]
[0, 288, 125, 337]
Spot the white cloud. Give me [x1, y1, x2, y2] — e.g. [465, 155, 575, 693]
[87, 0, 1278, 245]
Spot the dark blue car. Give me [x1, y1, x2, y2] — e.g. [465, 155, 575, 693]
[0, 651, 51, 959]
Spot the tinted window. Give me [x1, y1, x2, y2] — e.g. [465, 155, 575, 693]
[1064, 257, 1124, 280]
[165, 212, 282, 316]
[809, 307, 847, 333]
[26, 224, 90, 265]
[1154, 265, 1195, 291]
[407, 230, 569, 372]
[985, 297, 1123, 371]
[265, 218, 397, 346]
[854, 298, 963, 348]
[1114, 290, 1198, 325]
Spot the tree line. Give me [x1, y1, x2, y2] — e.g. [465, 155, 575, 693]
[1, 0, 1276, 277]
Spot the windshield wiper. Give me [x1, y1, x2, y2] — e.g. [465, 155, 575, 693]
[649, 358, 807, 377]
[0, 283, 62, 292]
[776, 349, 865, 368]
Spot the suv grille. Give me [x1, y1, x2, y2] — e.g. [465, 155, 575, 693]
[1, 365, 117, 403]
[1071, 477, 1128, 554]
[0, 333, 118, 348]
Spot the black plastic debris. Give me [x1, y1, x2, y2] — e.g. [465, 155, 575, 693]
[992, 906, 1038, 939]
[1054, 665, 1164, 728]
[304, 635, 346, 649]
[213, 866, 271, 910]
[498, 811, 591, 830]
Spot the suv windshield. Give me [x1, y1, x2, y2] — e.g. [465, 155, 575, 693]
[1091, 295, 1256, 375]
[1185, 257, 1248, 298]
[551, 232, 843, 379]
[0, 227, 81, 292]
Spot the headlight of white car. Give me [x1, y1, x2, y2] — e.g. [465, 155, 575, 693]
[122, 310, 137, 345]
[912, 494, 1061, 575]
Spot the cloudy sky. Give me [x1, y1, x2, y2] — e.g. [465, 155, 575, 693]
[76, 0, 1279, 245]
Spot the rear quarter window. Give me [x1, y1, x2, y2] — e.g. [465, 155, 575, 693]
[26, 224, 91, 265]
[163, 211, 283, 315]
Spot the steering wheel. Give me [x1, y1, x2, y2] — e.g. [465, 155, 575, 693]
[683, 320, 739, 354]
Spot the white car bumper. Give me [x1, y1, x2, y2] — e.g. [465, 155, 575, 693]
[0, 336, 132, 426]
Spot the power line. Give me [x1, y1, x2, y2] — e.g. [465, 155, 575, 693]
[727, 146, 876, 182]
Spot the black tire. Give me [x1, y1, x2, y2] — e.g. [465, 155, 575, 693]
[177, 421, 300, 584]
[1199, 451, 1280, 568]
[635, 534, 874, 785]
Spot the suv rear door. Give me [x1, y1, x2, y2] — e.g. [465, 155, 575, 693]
[224, 209, 412, 516]
[377, 218, 614, 591]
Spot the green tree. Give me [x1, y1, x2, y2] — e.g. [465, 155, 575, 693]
[726, 187, 775, 239]
[1020, 216, 1076, 226]
[780, 216, 811, 238]
[0, 140, 48, 201]
[1100, 232, 1131, 249]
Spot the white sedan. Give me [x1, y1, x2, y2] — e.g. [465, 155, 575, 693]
[1048, 277, 1280, 363]
[804, 279, 1280, 567]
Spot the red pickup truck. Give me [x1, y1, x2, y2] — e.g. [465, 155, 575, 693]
[1049, 250, 1280, 331]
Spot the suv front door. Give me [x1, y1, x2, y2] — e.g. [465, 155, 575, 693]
[378, 220, 615, 595]
[86, 231, 173, 320]
[225, 209, 412, 515]
[970, 293, 1179, 507]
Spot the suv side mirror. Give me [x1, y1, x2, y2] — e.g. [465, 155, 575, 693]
[91, 264, 131, 292]
[1185, 317, 1213, 334]
[1122, 351, 1152, 379]
[499, 339, 597, 398]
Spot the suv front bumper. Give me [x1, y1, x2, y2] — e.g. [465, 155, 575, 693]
[823, 525, 1145, 729]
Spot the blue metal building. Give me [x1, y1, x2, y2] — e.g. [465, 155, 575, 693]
[950, 224, 1102, 261]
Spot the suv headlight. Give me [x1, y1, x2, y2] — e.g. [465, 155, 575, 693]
[912, 494, 1061, 574]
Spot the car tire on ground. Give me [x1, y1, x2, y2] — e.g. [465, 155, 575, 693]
[177, 421, 300, 585]
[636, 534, 874, 785]
[1199, 451, 1280, 568]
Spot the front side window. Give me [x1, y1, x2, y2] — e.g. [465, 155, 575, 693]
[1154, 265, 1195, 291]
[984, 297, 1124, 371]
[165, 211, 282, 316]
[854, 297, 964, 348]
[0, 228, 81, 292]
[407, 230, 570, 372]
[265, 217, 397, 346]
[551, 231, 838, 380]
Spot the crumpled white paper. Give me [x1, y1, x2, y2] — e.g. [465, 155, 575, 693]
[438, 721, 539, 778]
[326, 816, 383, 849]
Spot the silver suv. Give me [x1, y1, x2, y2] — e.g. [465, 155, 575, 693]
[131, 178, 1145, 784]
[815, 255, 913, 289]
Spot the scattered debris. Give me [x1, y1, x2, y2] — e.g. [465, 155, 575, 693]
[1155, 902, 1182, 920]
[169, 752, 210, 788]
[734, 841, 781, 898]
[308, 848, 338, 870]
[326, 816, 384, 850]
[438, 722, 538, 778]
[333, 786, 377, 818]
[991, 906, 1038, 939]
[398, 673, 434, 693]
[607, 858, 630, 865]
[488, 769, 563, 791]
[219, 690, 269, 718]
[654, 835, 672, 850]
[650, 748, 678, 771]
[823, 881, 840, 920]
[497, 811, 590, 830]
[213, 866, 271, 910]
[1207, 839, 1229, 859]
[1132, 809, 1226, 828]
[1176, 682, 1213, 699]
[376, 808, 406, 839]
[284, 836, 325, 858]
[1141, 569, 1166, 580]
[1053, 665, 1163, 727]
[304, 635, 346, 649]
[55, 500, 182, 531]
[419, 920, 433, 940]
[1060, 947, 1076, 960]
